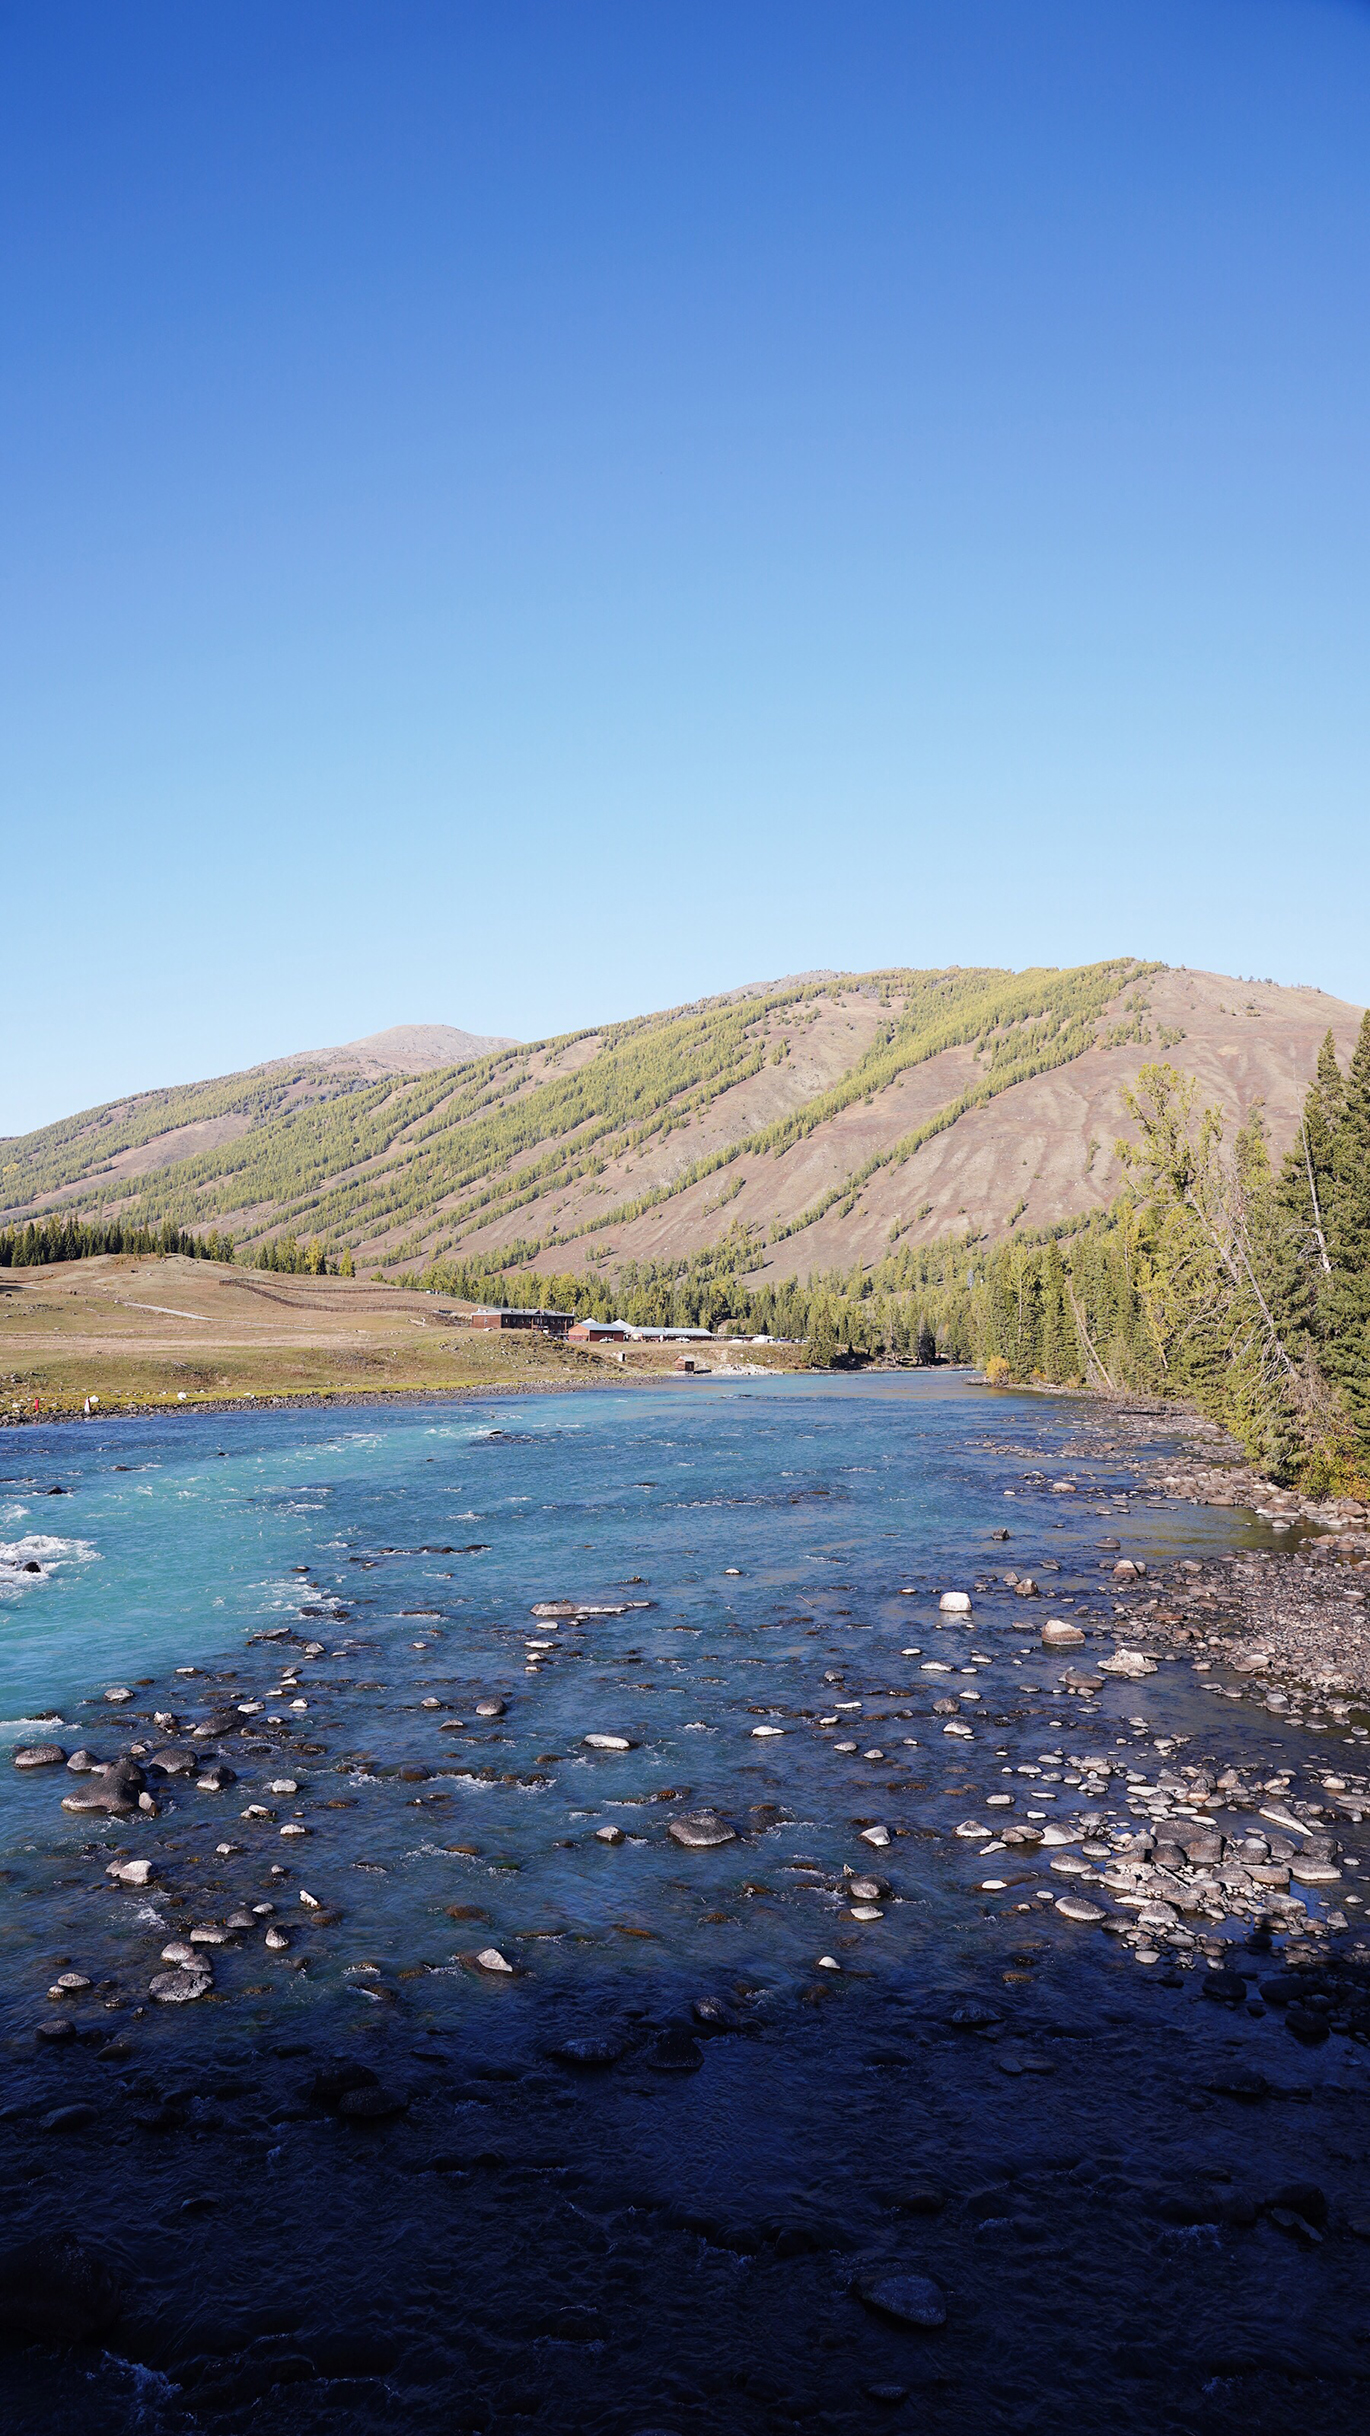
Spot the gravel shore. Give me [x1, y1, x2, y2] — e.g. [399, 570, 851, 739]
[1056, 1400, 1370, 1698]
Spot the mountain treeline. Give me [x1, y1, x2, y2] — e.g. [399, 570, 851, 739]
[0, 1218, 234, 1268]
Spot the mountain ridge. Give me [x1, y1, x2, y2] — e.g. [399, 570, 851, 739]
[2, 962, 1362, 1285]
[269, 1022, 520, 1079]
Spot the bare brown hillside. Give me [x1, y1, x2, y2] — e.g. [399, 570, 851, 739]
[451, 967, 1362, 1283]
[3, 964, 1360, 1285]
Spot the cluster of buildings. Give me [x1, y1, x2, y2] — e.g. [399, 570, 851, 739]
[566, 1317, 715, 1345]
[464, 1305, 777, 1351]
[465, 1305, 716, 1345]
[464, 1305, 578, 1339]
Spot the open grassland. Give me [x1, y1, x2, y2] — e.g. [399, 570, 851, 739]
[0, 1256, 798, 1421]
[0, 1255, 593, 1420]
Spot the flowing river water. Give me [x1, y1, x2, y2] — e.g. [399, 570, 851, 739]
[3, 1373, 1369, 2436]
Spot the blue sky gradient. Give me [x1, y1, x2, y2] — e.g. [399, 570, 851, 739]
[3, 1, 1368, 1131]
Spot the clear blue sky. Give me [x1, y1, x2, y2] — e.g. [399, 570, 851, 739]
[4, 0, 1368, 1134]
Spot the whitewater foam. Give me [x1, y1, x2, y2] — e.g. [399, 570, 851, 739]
[0, 1533, 100, 1598]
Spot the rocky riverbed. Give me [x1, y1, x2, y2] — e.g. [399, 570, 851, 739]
[4, 1378, 1370, 2435]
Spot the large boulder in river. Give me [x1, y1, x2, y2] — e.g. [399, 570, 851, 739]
[61, 1758, 145, 1815]
[0, 2235, 122, 2347]
[149, 1964, 212, 2003]
[147, 1744, 198, 1776]
[106, 1857, 156, 1888]
[1041, 1619, 1085, 1649]
[668, 1810, 737, 1850]
[12, 1744, 66, 1769]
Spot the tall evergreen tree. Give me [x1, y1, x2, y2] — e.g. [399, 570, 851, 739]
[1317, 1026, 1347, 1128]
[1321, 1012, 1370, 1448]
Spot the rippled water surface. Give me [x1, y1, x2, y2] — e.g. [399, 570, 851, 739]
[5, 1377, 1369, 2436]
[0, 1373, 1303, 2020]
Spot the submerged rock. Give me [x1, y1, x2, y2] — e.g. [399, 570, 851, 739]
[887, 2182, 946, 2216]
[858, 2272, 947, 2329]
[309, 2062, 379, 2108]
[40, 2103, 98, 2133]
[552, 2035, 627, 2067]
[947, 1999, 1001, 2031]
[648, 2030, 703, 2072]
[338, 2085, 408, 2120]
[1201, 1970, 1249, 2004]
[0, 2235, 122, 2347]
[692, 1995, 741, 2031]
[1203, 2066, 1272, 2101]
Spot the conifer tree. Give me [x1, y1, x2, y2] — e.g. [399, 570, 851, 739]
[1322, 1012, 1370, 1447]
[1317, 1027, 1347, 1128]
[1038, 1239, 1082, 1381]
[1276, 1045, 1339, 1329]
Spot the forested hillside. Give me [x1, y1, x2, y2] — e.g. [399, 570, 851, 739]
[2, 964, 1360, 1295]
[434, 1020, 1370, 1494]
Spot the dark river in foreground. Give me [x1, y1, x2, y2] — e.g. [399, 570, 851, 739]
[3, 1375, 1368, 2436]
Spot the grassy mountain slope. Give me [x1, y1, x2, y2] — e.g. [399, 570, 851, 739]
[2, 963, 1361, 1285]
